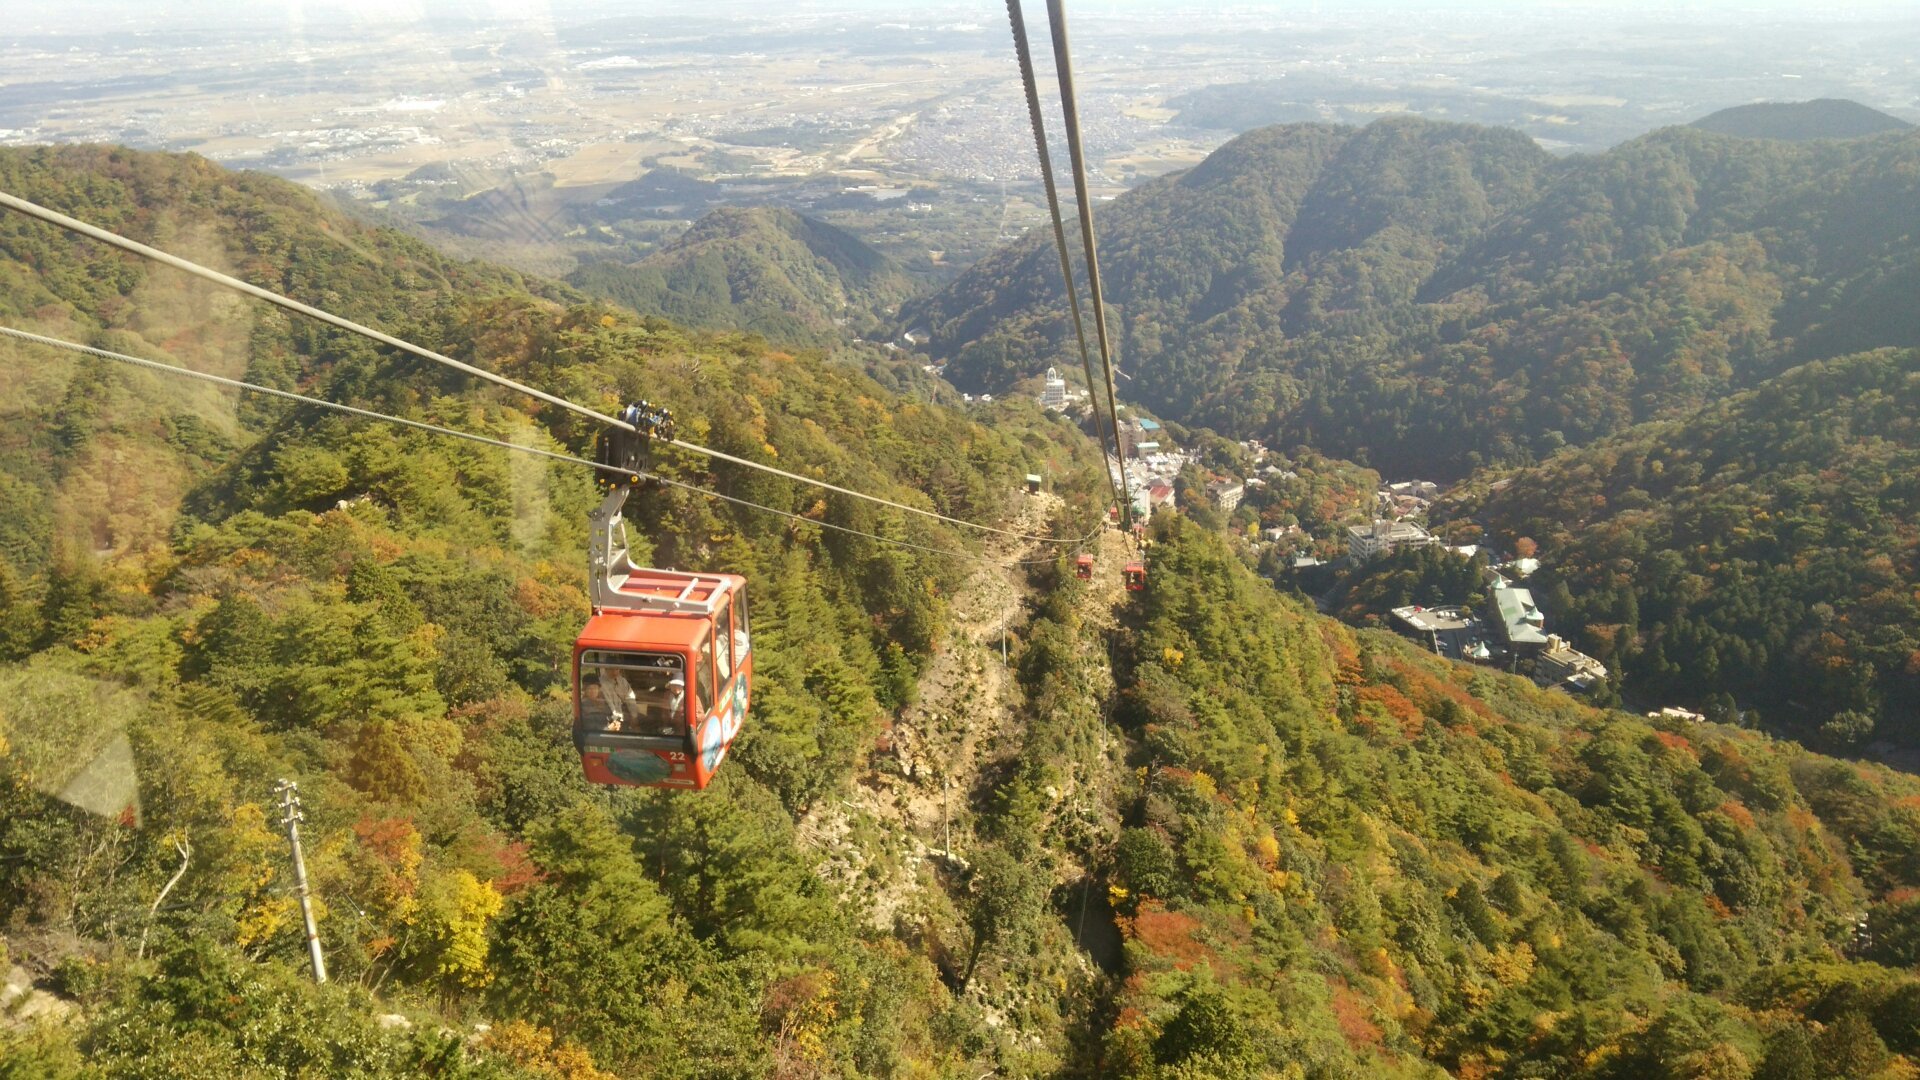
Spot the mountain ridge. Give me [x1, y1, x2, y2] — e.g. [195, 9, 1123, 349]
[1691, 98, 1913, 142]
[907, 114, 1920, 477]
[568, 205, 913, 346]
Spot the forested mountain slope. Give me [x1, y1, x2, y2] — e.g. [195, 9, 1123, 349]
[1444, 348, 1920, 754]
[0, 145, 1106, 1076]
[0, 145, 573, 577]
[1066, 517, 1920, 1077]
[7, 144, 1920, 1080]
[906, 115, 1920, 477]
[568, 206, 914, 347]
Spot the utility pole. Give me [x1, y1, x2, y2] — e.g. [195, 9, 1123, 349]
[273, 779, 327, 984]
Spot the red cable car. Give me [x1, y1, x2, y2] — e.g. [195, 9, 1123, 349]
[1124, 560, 1147, 592]
[1074, 552, 1094, 579]
[573, 405, 751, 790]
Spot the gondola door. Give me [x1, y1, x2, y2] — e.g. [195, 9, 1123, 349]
[691, 589, 752, 783]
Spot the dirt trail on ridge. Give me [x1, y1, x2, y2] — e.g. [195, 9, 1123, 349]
[795, 493, 1132, 931]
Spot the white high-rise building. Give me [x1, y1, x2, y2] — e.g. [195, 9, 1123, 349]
[1039, 367, 1070, 410]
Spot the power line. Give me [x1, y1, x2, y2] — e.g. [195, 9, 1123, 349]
[0, 189, 1089, 547]
[1004, 0, 1130, 528]
[0, 192, 614, 425]
[1042, 0, 1132, 532]
[0, 324, 1078, 568]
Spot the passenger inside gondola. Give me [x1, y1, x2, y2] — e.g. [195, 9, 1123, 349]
[596, 667, 633, 730]
[581, 653, 689, 736]
[583, 680, 611, 727]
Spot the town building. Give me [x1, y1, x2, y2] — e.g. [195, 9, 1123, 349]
[1391, 605, 1485, 661]
[1388, 480, 1441, 500]
[1346, 519, 1437, 562]
[1489, 586, 1550, 653]
[1535, 635, 1608, 692]
[1121, 416, 1165, 458]
[1207, 480, 1245, 514]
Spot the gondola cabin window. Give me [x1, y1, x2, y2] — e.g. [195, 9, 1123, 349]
[579, 650, 689, 737]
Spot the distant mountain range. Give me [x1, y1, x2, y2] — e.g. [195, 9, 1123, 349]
[568, 206, 912, 346]
[905, 104, 1920, 477]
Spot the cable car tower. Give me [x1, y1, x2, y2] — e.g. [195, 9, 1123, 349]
[572, 403, 752, 790]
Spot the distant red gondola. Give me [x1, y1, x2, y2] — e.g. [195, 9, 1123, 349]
[1074, 552, 1094, 580]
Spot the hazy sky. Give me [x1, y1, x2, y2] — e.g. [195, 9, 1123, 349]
[12, 0, 1920, 31]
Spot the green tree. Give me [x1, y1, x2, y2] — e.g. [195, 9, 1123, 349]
[1753, 1026, 1819, 1080]
[1153, 978, 1259, 1070]
[1815, 1011, 1890, 1080]
[1821, 711, 1877, 752]
[0, 558, 41, 660]
[959, 845, 1048, 992]
[488, 805, 688, 1069]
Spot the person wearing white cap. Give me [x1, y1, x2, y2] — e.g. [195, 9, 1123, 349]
[659, 673, 688, 734]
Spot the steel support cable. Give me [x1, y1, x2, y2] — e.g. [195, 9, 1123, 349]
[0, 325, 1077, 567]
[1042, 0, 1132, 532]
[1003, 0, 1129, 525]
[0, 189, 1089, 547]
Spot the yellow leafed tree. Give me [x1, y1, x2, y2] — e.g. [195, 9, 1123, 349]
[414, 867, 503, 989]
